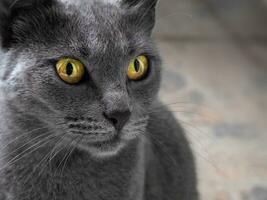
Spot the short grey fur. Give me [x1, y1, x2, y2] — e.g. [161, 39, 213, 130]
[0, 0, 198, 199]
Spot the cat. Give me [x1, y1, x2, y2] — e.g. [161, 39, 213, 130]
[0, 0, 198, 199]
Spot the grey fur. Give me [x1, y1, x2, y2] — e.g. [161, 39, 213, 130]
[0, 0, 198, 199]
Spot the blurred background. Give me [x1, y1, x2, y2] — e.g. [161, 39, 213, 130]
[154, 0, 267, 199]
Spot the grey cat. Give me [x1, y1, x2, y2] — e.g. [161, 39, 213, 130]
[0, 0, 198, 199]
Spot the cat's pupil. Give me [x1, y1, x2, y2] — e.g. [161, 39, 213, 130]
[134, 59, 140, 72]
[66, 63, 73, 76]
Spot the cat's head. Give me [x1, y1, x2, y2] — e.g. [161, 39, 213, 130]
[0, 0, 161, 157]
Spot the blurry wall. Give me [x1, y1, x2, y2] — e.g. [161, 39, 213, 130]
[154, 0, 267, 41]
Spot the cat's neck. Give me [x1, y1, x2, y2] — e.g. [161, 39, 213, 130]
[1, 113, 147, 200]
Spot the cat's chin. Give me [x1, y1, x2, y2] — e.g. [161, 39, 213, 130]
[64, 134, 127, 158]
[77, 137, 127, 158]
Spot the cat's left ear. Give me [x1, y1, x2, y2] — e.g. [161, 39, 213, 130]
[121, 0, 158, 35]
[0, 0, 54, 49]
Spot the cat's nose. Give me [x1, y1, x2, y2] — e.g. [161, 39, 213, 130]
[104, 109, 131, 131]
[102, 91, 131, 131]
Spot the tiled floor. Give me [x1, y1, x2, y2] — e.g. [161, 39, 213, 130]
[155, 0, 267, 199]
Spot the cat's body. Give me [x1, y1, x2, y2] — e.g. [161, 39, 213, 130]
[0, 0, 198, 199]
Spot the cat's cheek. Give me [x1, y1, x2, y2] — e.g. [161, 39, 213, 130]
[128, 80, 160, 107]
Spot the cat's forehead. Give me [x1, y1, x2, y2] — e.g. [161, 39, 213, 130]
[60, 0, 119, 6]
[58, 0, 131, 56]
[62, 0, 121, 16]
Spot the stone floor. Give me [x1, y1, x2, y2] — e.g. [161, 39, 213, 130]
[155, 0, 267, 199]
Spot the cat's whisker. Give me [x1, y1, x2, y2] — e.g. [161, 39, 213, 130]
[191, 146, 225, 177]
[0, 126, 50, 155]
[0, 131, 54, 163]
[147, 115, 212, 150]
[149, 109, 217, 121]
[59, 136, 83, 178]
[19, 134, 69, 198]
[23, 133, 68, 184]
[177, 123, 224, 174]
[0, 132, 59, 172]
[123, 132, 140, 140]
[0, 125, 46, 137]
[0, 122, 66, 154]
[126, 121, 148, 128]
[49, 134, 69, 164]
[56, 135, 79, 175]
[124, 125, 147, 133]
[33, 133, 68, 183]
[0, 112, 66, 127]
[177, 117, 214, 141]
[153, 100, 206, 108]
[126, 116, 149, 127]
[152, 100, 201, 109]
[128, 119, 148, 126]
[147, 116, 222, 174]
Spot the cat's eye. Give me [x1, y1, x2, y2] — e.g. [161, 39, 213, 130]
[56, 58, 85, 84]
[127, 55, 149, 80]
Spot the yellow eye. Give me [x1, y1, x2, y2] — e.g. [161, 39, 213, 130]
[56, 58, 85, 84]
[127, 55, 149, 80]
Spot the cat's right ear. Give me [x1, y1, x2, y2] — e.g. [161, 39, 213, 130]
[0, 0, 54, 50]
[120, 0, 158, 35]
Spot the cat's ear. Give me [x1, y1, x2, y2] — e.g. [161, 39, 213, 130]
[120, 0, 158, 35]
[0, 0, 54, 49]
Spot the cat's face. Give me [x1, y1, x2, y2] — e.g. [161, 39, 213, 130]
[0, 0, 160, 157]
